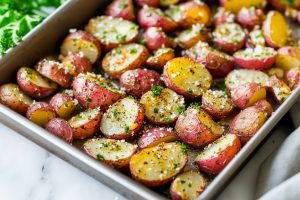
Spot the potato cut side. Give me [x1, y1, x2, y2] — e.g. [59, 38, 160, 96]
[57, 100, 77, 119]
[69, 108, 101, 128]
[223, 0, 266, 13]
[83, 138, 137, 168]
[276, 47, 300, 71]
[30, 109, 56, 126]
[160, 0, 180, 7]
[140, 88, 185, 125]
[147, 47, 175, 69]
[100, 97, 144, 139]
[246, 87, 266, 107]
[170, 171, 206, 200]
[268, 76, 291, 104]
[197, 109, 224, 136]
[177, 24, 208, 49]
[130, 142, 188, 187]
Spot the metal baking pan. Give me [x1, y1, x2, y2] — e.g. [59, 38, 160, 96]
[0, 0, 300, 199]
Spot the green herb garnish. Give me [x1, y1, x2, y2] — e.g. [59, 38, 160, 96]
[96, 154, 104, 161]
[190, 102, 202, 110]
[151, 86, 163, 97]
[119, 2, 128, 9]
[176, 105, 185, 113]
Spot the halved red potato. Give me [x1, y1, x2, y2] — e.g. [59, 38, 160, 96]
[175, 106, 224, 148]
[143, 27, 175, 52]
[160, 0, 179, 7]
[120, 69, 162, 97]
[170, 171, 207, 200]
[269, 0, 300, 10]
[26, 102, 56, 127]
[275, 46, 300, 71]
[35, 59, 72, 88]
[246, 29, 266, 48]
[135, 0, 160, 7]
[104, 0, 135, 21]
[17, 67, 58, 98]
[130, 142, 188, 187]
[253, 99, 273, 117]
[49, 93, 78, 119]
[138, 127, 177, 149]
[0, 83, 32, 115]
[60, 30, 101, 64]
[266, 67, 284, 79]
[285, 67, 300, 90]
[163, 57, 212, 99]
[213, 7, 235, 27]
[237, 7, 265, 30]
[140, 87, 185, 125]
[73, 73, 124, 110]
[220, 0, 267, 13]
[229, 106, 268, 143]
[146, 48, 175, 70]
[225, 69, 269, 91]
[68, 108, 102, 139]
[165, 1, 211, 28]
[83, 138, 137, 169]
[263, 11, 289, 49]
[100, 97, 144, 139]
[233, 46, 277, 70]
[85, 16, 139, 51]
[61, 53, 92, 77]
[202, 89, 235, 119]
[102, 43, 149, 78]
[45, 118, 73, 143]
[213, 23, 246, 54]
[230, 82, 267, 109]
[184, 41, 234, 78]
[138, 6, 177, 32]
[195, 134, 241, 175]
[176, 24, 209, 49]
[285, 7, 299, 21]
[267, 75, 291, 104]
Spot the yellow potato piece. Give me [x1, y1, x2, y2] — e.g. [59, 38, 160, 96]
[224, 0, 266, 13]
[246, 87, 266, 107]
[30, 110, 56, 126]
[57, 100, 77, 119]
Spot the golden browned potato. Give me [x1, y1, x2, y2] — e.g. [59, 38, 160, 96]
[26, 102, 57, 127]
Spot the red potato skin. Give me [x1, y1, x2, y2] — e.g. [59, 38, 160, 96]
[61, 53, 92, 77]
[144, 27, 175, 52]
[72, 75, 123, 111]
[285, 67, 300, 90]
[214, 35, 246, 54]
[45, 118, 73, 144]
[253, 99, 273, 117]
[26, 102, 57, 126]
[120, 69, 162, 97]
[214, 9, 235, 27]
[135, 0, 160, 7]
[104, 0, 135, 21]
[237, 8, 265, 30]
[195, 134, 241, 175]
[60, 31, 102, 64]
[268, 75, 291, 104]
[35, 59, 72, 88]
[138, 6, 177, 32]
[233, 51, 276, 70]
[138, 128, 178, 149]
[16, 67, 57, 98]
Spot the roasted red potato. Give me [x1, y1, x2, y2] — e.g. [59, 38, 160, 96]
[266, 67, 284, 79]
[184, 42, 234, 78]
[73, 73, 124, 110]
[220, 0, 266, 13]
[166, 1, 211, 28]
[45, 118, 73, 143]
[175, 106, 224, 148]
[120, 69, 162, 97]
[143, 27, 175, 52]
[138, 6, 177, 32]
[170, 171, 207, 200]
[237, 7, 265, 30]
[195, 134, 241, 175]
[140, 87, 185, 125]
[285, 67, 300, 90]
[68, 108, 102, 139]
[213, 23, 246, 54]
[230, 82, 267, 109]
[85, 16, 139, 51]
[253, 99, 273, 117]
[35, 59, 72, 88]
[130, 142, 188, 187]
[263, 11, 289, 49]
[163, 57, 212, 99]
[160, 0, 179, 7]
[267, 75, 291, 104]
[213, 8, 235, 27]
[102, 43, 149, 78]
[246, 29, 266, 48]
[17, 67, 58, 98]
[202, 89, 235, 119]
[229, 106, 268, 143]
[135, 0, 160, 7]
[269, 0, 300, 10]
[83, 138, 137, 169]
[176, 24, 209, 49]
[26, 102, 57, 127]
[104, 0, 135, 21]
[61, 53, 92, 77]
[275, 46, 300, 71]
[60, 30, 102, 64]
[138, 127, 177, 149]
[100, 97, 144, 139]
[233, 46, 277, 70]
[49, 93, 78, 119]
[146, 48, 175, 70]
[0, 83, 33, 115]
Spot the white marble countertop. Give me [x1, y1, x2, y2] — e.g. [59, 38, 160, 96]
[0, 116, 294, 200]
